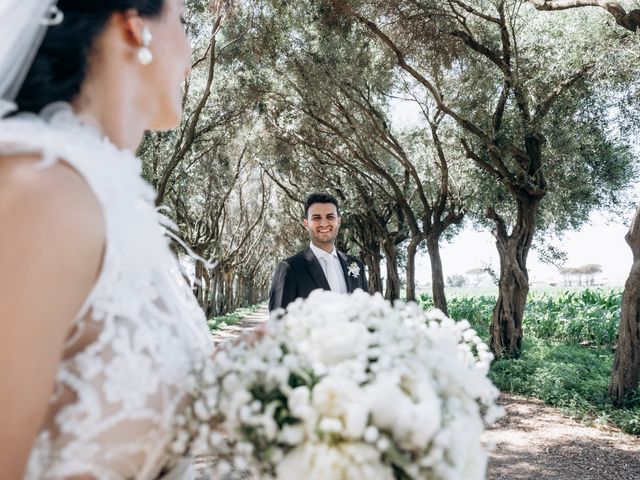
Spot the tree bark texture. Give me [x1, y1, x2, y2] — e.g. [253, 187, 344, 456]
[426, 234, 448, 315]
[489, 199, 539, 358]
[609, 206, 640, 405]
[405, 235, 422, 302]
[363, 248, 384, 294]
[383, 237, 401, 300]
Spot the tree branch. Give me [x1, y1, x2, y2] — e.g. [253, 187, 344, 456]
[450, 0, 501, 23]
[528, 0, 640, 32]
[533, 65, 591, 123]
[449, 29, 511, 75]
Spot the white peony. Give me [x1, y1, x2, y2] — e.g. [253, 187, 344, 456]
[367, 376, 441, 450]
[305, 321, 370, 366]
[366, 378, 409, 430]
[275, 443, 394, 480]
[393, 400, 441, 450]
[312, 376, 369, 439]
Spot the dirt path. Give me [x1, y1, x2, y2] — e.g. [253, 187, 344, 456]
[484, 394, 640, 480]
[210, 306, 269, 346]
[201, 309, 640, 479]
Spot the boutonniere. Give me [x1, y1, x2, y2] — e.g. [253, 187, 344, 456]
[347, 261, 361, 278]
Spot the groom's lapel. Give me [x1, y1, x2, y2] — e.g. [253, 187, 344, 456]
[337, 251, 354, 293]
[303, 247, 331, 290]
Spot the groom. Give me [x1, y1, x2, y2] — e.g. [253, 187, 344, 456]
[268, 193, 368, 311]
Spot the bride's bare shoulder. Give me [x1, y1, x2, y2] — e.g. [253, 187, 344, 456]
[0, 152, 102, 216]
[0, 151, 105, 280]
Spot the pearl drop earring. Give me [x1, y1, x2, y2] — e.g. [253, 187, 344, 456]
[137, 26, 153, 65]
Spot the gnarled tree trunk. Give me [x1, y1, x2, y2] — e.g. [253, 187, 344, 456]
[224, 271, 235, 314]
[383, 237, 401, 300]
[489, 198, 539, 358]
[363, 247, 383, 294]
[609, 206, 640, 405]
[405, 235, 422, 302]
[193, 258, 209, 308]
[426, 234, 447, 314]
[208, 270, 225, 318]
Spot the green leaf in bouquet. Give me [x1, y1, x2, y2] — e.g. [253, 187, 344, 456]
[288, 368, 323, 389]
[391, 464, 415, 480]
[274, 404, 299, 427]
[249, 385, 286, 405]
[382, 439, 414, 475]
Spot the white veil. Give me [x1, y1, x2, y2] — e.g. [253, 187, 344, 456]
[0, 0, 63, 117]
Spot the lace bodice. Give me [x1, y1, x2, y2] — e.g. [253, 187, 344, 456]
[0, 105, 214, 479]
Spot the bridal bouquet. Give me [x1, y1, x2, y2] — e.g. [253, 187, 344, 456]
[173, 290, 502, 479]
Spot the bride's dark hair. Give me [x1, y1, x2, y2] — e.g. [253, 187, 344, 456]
[15, 0, 164, 114]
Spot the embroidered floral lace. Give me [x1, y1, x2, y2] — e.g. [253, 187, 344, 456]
[0, 104, 213, 480]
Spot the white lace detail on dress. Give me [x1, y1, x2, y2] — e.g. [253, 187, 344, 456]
[0, 105, 213, 480]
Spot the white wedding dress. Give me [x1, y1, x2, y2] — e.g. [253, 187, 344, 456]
[0, 104, 214, 480]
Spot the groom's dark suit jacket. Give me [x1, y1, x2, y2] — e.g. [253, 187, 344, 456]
[268, 247, 368, 311]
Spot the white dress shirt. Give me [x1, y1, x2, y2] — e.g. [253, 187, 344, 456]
[310, 243, 348, 294]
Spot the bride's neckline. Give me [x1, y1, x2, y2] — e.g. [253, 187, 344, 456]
[41, 102, 107, 139]
[7, 102, 142, 159]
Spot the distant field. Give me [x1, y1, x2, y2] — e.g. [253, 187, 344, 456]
[416, 284, 624, 299]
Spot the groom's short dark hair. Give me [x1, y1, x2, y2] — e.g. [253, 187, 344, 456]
[305, 193, 340, 218]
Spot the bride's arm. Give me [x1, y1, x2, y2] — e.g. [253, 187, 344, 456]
[0, 154, 104, 478]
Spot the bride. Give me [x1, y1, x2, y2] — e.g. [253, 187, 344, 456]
[0, 1, 215, 478]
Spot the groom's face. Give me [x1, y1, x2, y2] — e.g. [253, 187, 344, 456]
[304, 203, 341, 248]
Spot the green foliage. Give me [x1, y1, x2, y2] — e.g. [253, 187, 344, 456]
[420, 288, 621, 346]
[525, 290, 621, 346]
[419, 289, 640, 435]
[207, 303, 264, 331]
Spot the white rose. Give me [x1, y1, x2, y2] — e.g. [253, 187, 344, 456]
[312, 376, 368, 438]
[306, 321, 370, 366]
[367, 377, 441, 449]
